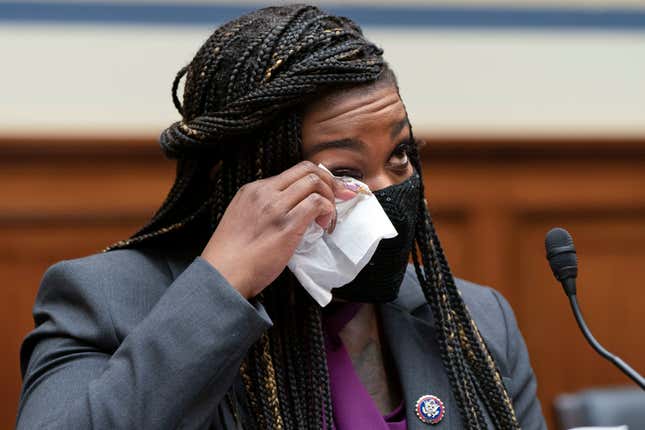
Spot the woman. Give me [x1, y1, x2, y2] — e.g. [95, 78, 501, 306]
[17, 5, 546, 429]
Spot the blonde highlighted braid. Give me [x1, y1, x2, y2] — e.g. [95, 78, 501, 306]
[107, 5, 520, 429]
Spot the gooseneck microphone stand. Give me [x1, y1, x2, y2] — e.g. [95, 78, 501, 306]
[567, 294, 645, 390]
[545, 227, 645, 391]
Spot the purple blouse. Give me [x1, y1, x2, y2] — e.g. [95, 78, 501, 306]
[323, 303, 407, 430]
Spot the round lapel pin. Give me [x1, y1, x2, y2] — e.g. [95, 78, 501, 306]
[415, 394, 445, 425]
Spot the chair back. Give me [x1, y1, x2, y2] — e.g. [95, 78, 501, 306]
[554, 386, 645, 429]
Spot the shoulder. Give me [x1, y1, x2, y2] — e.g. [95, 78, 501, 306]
[34, 246, 195, 342]
[38, 248, 172, 309]
[40, 243, 201, 296]
[395, 265, 519, 376]
[44, 247, 172, 283]
[396, 265, 509, 319]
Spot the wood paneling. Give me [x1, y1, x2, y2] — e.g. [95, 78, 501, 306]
[2, 136, 645, 429]
[516, 218, 645, 396]
[424, 142, 645, 428]
[0, 138, 174, 427]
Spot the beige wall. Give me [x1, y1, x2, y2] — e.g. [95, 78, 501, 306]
[2, 15, 645, 138]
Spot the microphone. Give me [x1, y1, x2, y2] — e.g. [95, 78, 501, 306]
[545, 227, 645, 390]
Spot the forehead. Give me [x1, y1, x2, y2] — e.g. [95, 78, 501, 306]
[301, 82, 406, 141]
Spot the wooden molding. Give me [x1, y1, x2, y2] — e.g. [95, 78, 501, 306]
[3, 134, 645, 159]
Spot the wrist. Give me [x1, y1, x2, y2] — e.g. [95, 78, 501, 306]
[200, 253, 254, 299]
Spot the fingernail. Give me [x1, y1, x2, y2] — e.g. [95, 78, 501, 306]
[327, 207, 337, 234]
[342, 181, 361, 192]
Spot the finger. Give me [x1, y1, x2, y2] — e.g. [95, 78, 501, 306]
[271, 161, 356, 200]
[336, 182, 359, 201]
[286, 192, 334, 233]
[270, 161, 322, 190]
[278, 172, 336, 213]
[327, 205, 338, 234]
[328, 175, 358, 201]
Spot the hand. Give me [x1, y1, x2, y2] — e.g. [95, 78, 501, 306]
[201, 161, 356, 299]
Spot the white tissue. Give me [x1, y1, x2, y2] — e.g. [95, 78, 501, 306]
[287, 165, 398, 306]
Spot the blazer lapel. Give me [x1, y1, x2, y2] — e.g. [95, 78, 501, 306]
[379, 302, 460, 430]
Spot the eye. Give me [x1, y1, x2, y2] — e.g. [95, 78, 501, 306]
[329, 168, 363, 180]
[388, 140, 411, 168]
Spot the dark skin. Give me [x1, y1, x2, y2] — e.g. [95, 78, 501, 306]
[202, 81, 412, 414]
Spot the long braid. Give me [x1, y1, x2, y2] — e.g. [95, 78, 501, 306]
[107, 5, 519, 429]
[408, 139, 520, 428]
[307, 306, 334, 430]
[258, 332, 284, 430]
[283, 281, 309, 428]
[427, 204, 519, 428]
[269, 325, 294, 430]
[240, 357, 263, 429]
[410, 202, 485, 427]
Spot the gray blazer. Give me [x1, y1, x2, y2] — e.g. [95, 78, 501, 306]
[17, 246, 546, 429]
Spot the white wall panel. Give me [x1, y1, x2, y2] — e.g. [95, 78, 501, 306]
[369, 29, 645, 136]
[1, 23, 644, 137]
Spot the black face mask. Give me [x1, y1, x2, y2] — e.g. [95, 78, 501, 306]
[332, 171, 421, 303]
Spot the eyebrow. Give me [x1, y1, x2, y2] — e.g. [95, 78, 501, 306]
[304, 137, 366, 158]
[390, 117, 410, 140]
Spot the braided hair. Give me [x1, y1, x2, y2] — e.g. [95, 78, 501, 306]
[106, 5, 520, 429]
